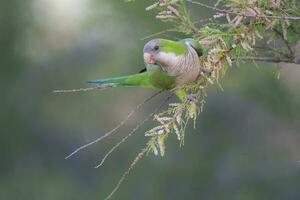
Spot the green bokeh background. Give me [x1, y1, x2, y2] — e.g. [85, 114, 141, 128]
[1, 1, 300, 199]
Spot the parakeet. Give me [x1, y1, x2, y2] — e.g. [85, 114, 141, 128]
[88, 38, 203, 100]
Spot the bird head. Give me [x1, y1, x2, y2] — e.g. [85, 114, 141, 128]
[143, 39, 188, 66]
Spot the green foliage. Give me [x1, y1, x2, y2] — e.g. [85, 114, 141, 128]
[143, 0, 300, 157]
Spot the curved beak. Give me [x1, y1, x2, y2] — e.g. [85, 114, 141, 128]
[143, 52, 155, 64]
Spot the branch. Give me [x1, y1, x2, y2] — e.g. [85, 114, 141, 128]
[254, 45, 291, 58]
[238, 56, 300, 64]
[186, 0, 300, 20]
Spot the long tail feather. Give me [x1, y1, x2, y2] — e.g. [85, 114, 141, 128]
[54, 72, 154, 94]
[87, 72, 154, 88]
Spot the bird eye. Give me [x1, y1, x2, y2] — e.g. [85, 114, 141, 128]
[154, 45, 159, 51]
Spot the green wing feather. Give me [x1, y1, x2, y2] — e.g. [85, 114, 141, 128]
[146, 64, 176, 90]
[180, 38, 203, 56]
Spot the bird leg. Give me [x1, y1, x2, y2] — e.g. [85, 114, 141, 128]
[199, 66, 212, 74]
[184, 93, 198, 103]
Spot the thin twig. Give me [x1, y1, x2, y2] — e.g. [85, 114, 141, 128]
[157, 0, 199, 33]
[95, 93, 174, 168]
[65, 90, 164, 159]
[214, 25, 254, 68]
[104, 146, 149, 200]
[141, 17, 212, 40]
[186, 0, 300, 20]
[273, 28, 294, 57]
[193, 17, 213, 24]
[53, 84, 114, 93]
[141, 28, 177, 40]
[290, 25, 300, 34]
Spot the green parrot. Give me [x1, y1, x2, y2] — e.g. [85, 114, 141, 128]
[88, 38, 203, 100]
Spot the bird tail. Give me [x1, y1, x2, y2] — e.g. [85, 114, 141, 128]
[87, 72, 154, 88]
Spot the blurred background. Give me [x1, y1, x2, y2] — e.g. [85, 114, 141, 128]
[1, 1, 300, 199]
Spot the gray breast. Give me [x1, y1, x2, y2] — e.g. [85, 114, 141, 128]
[156, 45, 201, 85]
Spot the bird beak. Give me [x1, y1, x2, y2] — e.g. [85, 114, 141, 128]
[143, 52, 155, 64]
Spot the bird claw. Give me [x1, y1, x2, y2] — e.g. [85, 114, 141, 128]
[184, 93, 198, 103]
[199, 67, 212, 74]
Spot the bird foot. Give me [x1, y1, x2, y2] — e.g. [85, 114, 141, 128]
[199, 67, 212, 74]
[184, 93, 198, 103]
